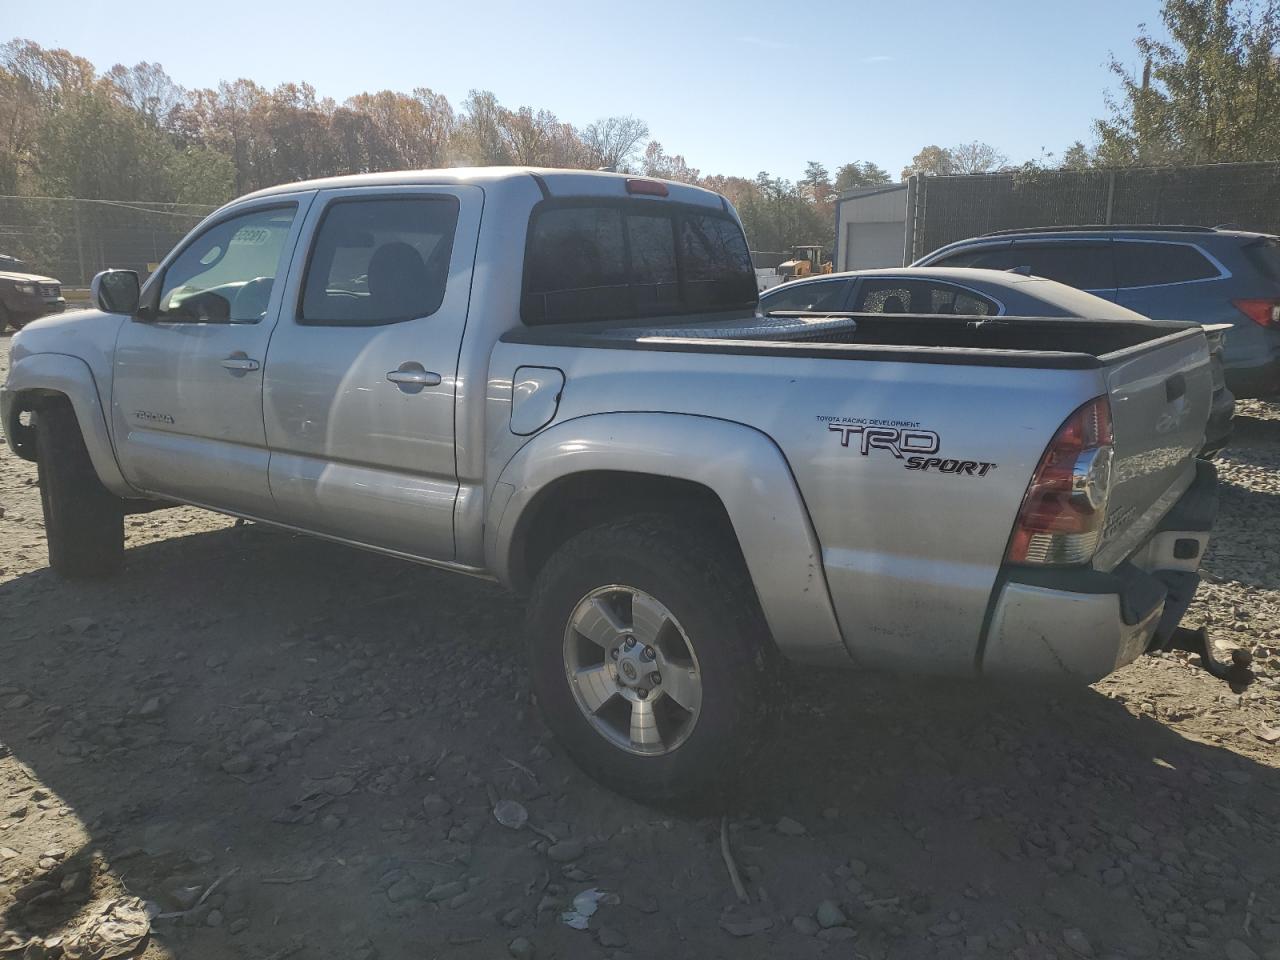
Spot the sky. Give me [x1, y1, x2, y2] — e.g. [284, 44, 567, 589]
[5, 0, 1168, 180]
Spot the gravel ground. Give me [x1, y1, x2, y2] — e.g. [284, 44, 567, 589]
[1, 330, 1279, 960]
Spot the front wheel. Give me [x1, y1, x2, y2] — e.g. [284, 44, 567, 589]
[36, 399, 125, 578]
[526, 515, 776, 803]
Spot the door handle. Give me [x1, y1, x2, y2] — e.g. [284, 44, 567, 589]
[386, 363, 442, 392]
[220, 355, 260, 372]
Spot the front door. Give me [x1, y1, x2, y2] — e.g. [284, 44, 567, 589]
[111, 196, 312, 516]
[262, 185, 481, 561]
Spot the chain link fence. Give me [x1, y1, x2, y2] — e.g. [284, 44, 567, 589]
[0, 196, 216, 289]
[906, 161, 1280, 262]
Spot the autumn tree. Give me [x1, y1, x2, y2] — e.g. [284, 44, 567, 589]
[948, 141, 1008, 174]
[455, 90, 511, 165]
[642, 141, 700, 183]
[580, 115, 649, 170]
[901, 144, 955, 179]
[105, 61, 184, 129]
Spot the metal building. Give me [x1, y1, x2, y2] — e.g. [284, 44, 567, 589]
[832, 183, 908, 272]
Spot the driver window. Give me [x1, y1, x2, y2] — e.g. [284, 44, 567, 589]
[156, 205, 297, 323]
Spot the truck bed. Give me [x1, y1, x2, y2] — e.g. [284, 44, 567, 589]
[502, 312, 1202, 369]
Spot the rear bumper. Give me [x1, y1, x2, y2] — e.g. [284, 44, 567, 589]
[981, 460, 1217, 683]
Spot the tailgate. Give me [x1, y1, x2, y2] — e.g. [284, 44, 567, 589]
[1093, 328, 1214, 570]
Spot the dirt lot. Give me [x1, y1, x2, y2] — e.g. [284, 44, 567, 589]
[1, 332, 1279, 960]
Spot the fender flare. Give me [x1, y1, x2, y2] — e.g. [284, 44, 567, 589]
[2, 352, 136, 497]
[487, 412, 851, 667]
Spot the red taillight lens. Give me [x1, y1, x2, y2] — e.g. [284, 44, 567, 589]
[625, 178, 669, 197]
[1006, 396, 1115, 566]
[1232, 298, 1280, 328]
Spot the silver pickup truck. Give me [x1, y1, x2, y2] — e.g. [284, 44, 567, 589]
[1, 168, 1222, 800]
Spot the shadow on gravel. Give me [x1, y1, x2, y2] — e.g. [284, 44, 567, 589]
[1229, 412, 1280, 447]
[2, 522, 1279, 959]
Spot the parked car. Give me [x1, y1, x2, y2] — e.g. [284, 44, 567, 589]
[913, 225, 1280, 398]
[0, 255, 65, 332]
[759, 266, 1234, 457]
[2, 169, 1222, 801]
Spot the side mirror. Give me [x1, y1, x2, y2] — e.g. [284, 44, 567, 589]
[91, 269, 141, 315]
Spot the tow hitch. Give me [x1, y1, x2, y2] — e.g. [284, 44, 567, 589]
[1158, 626, 1254, 691]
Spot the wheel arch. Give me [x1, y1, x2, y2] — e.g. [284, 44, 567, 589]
[488, 412, 851, 667]
[3, 353, 134, 496]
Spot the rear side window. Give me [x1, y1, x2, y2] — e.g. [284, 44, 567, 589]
[936, 243, 1114, 291]
[523, 201, 755, 325]
[300, 197, 459, 327]
[852, 278, 998, 316]
[1114, 241, 1219, 288]
[762, 279, 849, 312]
[1243, 237, 1280, 283]
[1009, 244, 1114, 290]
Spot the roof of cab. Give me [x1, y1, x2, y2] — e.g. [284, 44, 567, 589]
[236, 166, 728, 210]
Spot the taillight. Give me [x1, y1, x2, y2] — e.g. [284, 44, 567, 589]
[1007, 396, 1114, 566]
[1233, 298, 1280, 328]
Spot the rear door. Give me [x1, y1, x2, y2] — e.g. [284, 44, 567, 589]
[262, 184, 482, 561]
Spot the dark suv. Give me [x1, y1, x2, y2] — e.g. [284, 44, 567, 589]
[916, 226, 1280, 398]
[0, 254, 65, 333]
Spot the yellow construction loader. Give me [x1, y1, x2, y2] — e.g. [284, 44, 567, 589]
[776, 245, 833, 282]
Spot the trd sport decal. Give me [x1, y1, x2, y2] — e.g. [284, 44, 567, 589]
[819, 415, 997, 478]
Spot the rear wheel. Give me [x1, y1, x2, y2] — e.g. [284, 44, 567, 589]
[526, 514, 775, 803]
[36, 399, 125, 578]
[0, 304, 9, 334]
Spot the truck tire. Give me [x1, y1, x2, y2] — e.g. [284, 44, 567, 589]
[0, 304, 9, 334]
[36, 398, 125, 578]
[526, 514, 776, 803]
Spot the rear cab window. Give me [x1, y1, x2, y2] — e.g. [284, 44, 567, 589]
[522, 200, 756, 325]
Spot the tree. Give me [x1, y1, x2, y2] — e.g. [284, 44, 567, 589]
[38, 82, 176, 200]
[800, 160, 833, 202]
[834, 161, 891, 191]
[166, 146, 236, 206]
[1060, 141, 1093, 170]
[580, 115, 649, 170]
[455, 89, 511, 165]
[499, 106, 563, 165]
[105, 61, 184, 130]
[948, 140, 1008, 174]
[0, 39, 97, 189]
[642, 140, 700, 183]
[1096, 0, 1280, 165]
[901, 144, 955, 179]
